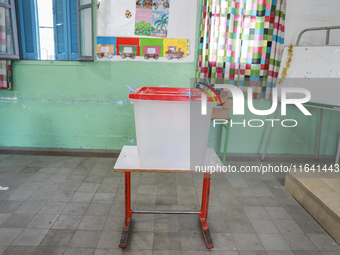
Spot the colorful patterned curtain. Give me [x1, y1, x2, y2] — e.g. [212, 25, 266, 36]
[197, 0, 286, 99]
[0, 3, 12, 90]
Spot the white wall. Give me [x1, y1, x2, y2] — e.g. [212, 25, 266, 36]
[285, 0, 340, 46]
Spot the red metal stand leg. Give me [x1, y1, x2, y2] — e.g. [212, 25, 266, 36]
[119, 172, 132, 248]
[199, 173, 214, 249]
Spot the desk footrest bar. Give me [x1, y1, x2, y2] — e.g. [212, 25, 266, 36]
[132, 210, 200, 214]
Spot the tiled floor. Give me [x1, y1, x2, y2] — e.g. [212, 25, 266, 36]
[0, 154, 339, 255]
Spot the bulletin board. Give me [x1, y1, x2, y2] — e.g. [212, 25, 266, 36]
[96, 0, 197, 62]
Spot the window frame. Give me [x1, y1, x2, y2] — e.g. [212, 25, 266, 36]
[0, 0, 20, 60]
[77, 0, 94, 61]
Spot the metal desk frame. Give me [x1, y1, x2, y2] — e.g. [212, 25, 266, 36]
[114, 146, 219, 249]
[262, 26, 340, 162]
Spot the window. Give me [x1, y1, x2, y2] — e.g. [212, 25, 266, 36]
[0, 0, 20, 60]
[16, 0, 94, 61]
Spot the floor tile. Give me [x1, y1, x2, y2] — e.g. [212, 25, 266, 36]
[6, 190, 34, 201]
[250, 219, 280, 234]
[0, 228, 23, 245]
[68, 230, 101, 248]
[1, 245, 36, 255]
[0, 214, 11, 226]
[12, 228, 49, 246]
[38, 202, 67, 214]
[179, 231, 207, 251]
[0, 245, 7, 255]
[102, 217, 124, 232]
[27, 190, 54, 202]
[293, 251, 323, 255]
[258, 234, 291, 250]
[282, 233, 318, 251]
[153, 232, 181, 250]
[92, 193, 115, 204]
[63, 247, 95, 255]
[133, 215, 154, 232]
[32, 246, 66, 255]
[77, 183, 100, 193]
[244, 207, 271, 220]
[211, 232, 237, 251]
[273, 220, 304, 234]
[130, 232, 154, 250]
[0, 201, 23, 213]
[48, 191, 74, 203]
[62, 203, 89, 215]
[96, 184, 119, 193]
[265, 251, 295, 255]
[306, 234, 340, 252]
[264, 207, 293, 220]
[26, 213, 59, 229]
[39, 229, 75, 247]
[227, 218, 256, 234]
[14, 202, 44, 214]
[0, 213, 35, 228]
[52, 215, 82, 229]
[78, 216, 107, 230]
[154, 215, 179, 232]
[232, 234, 264, 251]
[96, 231, 121, 249]
[238, 251, 268, 255]
[85, 204, 111, 216]
[70, 192, 95, 203]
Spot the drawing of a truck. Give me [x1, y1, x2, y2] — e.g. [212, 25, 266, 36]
[97, 44, 115, 58]
[142, 46, 161, 60]
[119, 45, 138, 59]
[165, 46, 184, 60]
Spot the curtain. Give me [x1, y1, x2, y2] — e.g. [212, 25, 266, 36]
[0, 3, 12, 90]
[197, 0, 286, 99]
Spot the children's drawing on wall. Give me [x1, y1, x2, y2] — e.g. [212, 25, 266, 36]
[142, 46, 162, 60]
[151, 11, 169, 38]
[163, 39, 188, 60]
[119, 45, 138, 59]
[152, 0, 170, 12]
[97, 45, 115, 58]
[136, 0, 153, 10]
[97, 37, 116, 59]
[135, 9, 152, 36]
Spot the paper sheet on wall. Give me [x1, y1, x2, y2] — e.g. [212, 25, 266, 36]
[135, 9, 152, 36]
[97, 0, 136, 37]
[151, 11, 169, 38]
[152, 0, 170, 12]
[163, 39, 187, 59]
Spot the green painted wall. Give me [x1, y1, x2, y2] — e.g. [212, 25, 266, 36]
[1, 0, 340, 155]
[0, 61, 196, 149]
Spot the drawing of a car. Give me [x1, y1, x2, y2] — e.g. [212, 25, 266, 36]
[97, 44, 115, 58]
[142, 46, 161, 60]
[119, 45, 138, 59]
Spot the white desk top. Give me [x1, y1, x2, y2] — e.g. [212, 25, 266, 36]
[113, 146, 223, 173]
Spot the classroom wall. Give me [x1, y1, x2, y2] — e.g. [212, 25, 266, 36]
[285, 0, 340, 46]
[1, 0, 340, 156]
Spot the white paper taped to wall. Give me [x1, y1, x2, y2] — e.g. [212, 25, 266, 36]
[97, 0, 136, 37]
